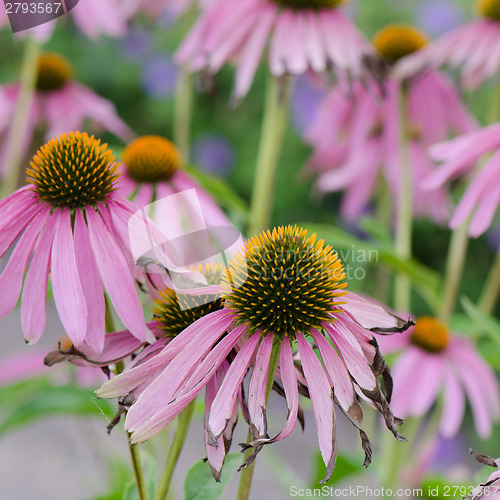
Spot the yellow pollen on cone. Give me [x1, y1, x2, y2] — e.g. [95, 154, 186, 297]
[222, 225, 347, 337]
[410, 316, 449, 353]
[373, 24, 428, 62]
[122, 135, 181, 183]
[36, 52, 73, 92]
[478, 0, 500, 20]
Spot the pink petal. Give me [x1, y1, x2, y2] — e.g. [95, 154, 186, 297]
[86, 206, 153, 343]
[21, 213, 58, 344]
[207, 332, 260, 441]
[310, 328, 355, 413]
[296, 332, 337, 483]
[51, 208, 87, 345]
[0, 207, 50, 319]
[129, 324, 246, 443]
[248, 333, 273, 437]
[234, 5, 276, 99]
[439, 363, 465, 438]
[74, 210, 105, 352]
[97, 309, 231, 398]
[125, 312, 234, 430]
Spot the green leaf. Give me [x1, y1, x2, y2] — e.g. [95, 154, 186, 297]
[310, 452, 363, 488]
[184, 452, 241, 500]
[184, 165, 248, 221]
[460, 296, 500, 348]
[0, 383, 114, 435]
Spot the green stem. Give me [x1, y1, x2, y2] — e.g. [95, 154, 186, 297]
[129, 437, 150, 500]
[153, 400, 196, 500]
[394, 84, 412, 313]
[0, 37, 40, 199]
[237, 336, 283, 500]
[174, 68, 193, 164]
[247, 74, 291, 237]
[381, 418, 421, 489]
[438, 220, 470, 323]
[105, 300, 149, 500]
[478, 247, 500, 314]
[487, 78, 500, 126]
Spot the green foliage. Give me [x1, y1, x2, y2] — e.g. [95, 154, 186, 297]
[310, 452, 363, 488]
[183, 453, 241, 500]
[0, 377, 114, 435]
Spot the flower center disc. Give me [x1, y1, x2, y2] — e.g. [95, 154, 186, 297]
[153, 264, 224, 335]
[269, 0, 346, 10]
[27, 131, 119, 208]
[478, 0, 500, 21]
[222, 225, 346, 337]
[122, 136, 181, 183]
[36, 52, 73, 92]
[410, 317, 449, 353]
[373, 25, 428, 62]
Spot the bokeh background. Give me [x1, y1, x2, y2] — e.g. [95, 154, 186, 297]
[1, 0, 499, 498]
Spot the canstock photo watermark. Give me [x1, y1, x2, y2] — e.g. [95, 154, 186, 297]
[3, 0, 79, 33]
[127, 188, 246, 311]
[338, 245, 379, 281]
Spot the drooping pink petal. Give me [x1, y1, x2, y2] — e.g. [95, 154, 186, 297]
[326, 322, 376, 391]
[97, 309, 231, 398]
[129, 324, 246, 444]
[296, 332, 337, 483]
[86, 206, 154, 344]
[0, 206, 50, 319]
[234, 5, 276, 99]
[74, 209, 105, 352]
[439, 363, 465, 438]
[51, 208, 88, 346]
[310, 328, 355, 413]
[207, 332, 261, 442]
[125, 312, 233, 430]
[21, 213, 58, 344]
[247, 333, 273, 437]
[205, 361, 229, 480]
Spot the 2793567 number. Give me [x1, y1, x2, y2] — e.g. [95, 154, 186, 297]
[4, 2, 62, 14]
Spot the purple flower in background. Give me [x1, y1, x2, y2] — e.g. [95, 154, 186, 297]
[487, 224, 500, 251]
[141, 56, 177, 98]
[123, 28, 152, 60]
[415, 0, 464, 37]
[192, 134, 235, 176]
[291, 76, 324, 135]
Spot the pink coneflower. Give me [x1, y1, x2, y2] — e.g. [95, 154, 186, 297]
[0, 132, 155, 352]
[377, 317, 500, 439]
[305, 25, 476, 223]
[175, 0, 374, 100]
[118, 135, 230, 229]
[125, 0, 215, 18]
[426, 123, 500, 237]
[0, 52, 133, 177]
[98, 225, 412, 482]
[396, 0, 500, 88]
[468, 451, 500, 500]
